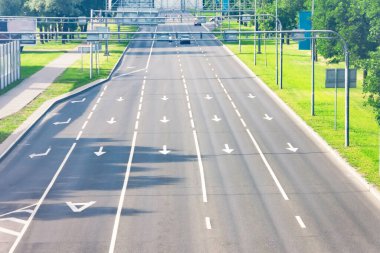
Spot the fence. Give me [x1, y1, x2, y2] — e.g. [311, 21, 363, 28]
[0, 40, 21, 90]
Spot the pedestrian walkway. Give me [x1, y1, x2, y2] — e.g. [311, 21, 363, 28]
[0, 52, 81, 119]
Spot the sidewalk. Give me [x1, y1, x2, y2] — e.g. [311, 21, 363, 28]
[0, 52, 81, 119]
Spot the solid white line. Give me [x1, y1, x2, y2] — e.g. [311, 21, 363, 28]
[193, 131, 208, 202]
[82, 121, 88, 130]
[191, 119, 195, 129]
[9, 142, 77, 253]
[145, 26, 157, 70]
[295, 216, 306, 228]
[92, 104, 97, 111]
[135, 121, 139, 130]
[109, 131, 138, 253]
[205, 217, 212, 230]
[0, 227, 19, 237]
[246, 129, 289, 200]
[87, 112, 93, 120]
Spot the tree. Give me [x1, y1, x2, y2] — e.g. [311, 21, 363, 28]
[363, 48, 380, 125]
[0, 0, 26, 16]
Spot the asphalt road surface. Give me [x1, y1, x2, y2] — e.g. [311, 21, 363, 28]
[1, 22, 380, 253]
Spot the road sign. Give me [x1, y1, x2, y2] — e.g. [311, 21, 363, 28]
[95, 26, 110, 40]
[78, 16, 87, 26]
[7, 18, 37, 46]
[87, 33, 99, 42]
[325, 69, 357, 88]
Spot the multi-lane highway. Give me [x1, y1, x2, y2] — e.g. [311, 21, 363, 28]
[1, 20, 380, 253]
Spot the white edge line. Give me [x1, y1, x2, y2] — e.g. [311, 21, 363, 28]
[76, 131, 83, 141]
[109, 131, 138, 253]
[9, 142, 77, 253]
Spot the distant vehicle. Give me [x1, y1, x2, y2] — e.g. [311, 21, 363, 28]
[168, 34, 173, 42]
[180, 34, 191, 44]
[194, 19, 202, 26]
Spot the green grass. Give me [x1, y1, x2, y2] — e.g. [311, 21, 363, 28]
[0, 40, 131, 144]
[226, 40, 380, 187]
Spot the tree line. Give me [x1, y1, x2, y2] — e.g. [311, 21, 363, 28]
[0, 0, 379, 124]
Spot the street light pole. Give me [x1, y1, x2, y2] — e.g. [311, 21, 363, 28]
[311, 0, 315, 116]
[275, 0, 278, 85]
[254, 0, 257, 65]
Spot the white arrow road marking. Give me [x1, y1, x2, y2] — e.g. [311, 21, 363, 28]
[248, 93, 256, 99]
[53, 118, 71, 125]
[116, 97, 124, 102]
[160, 116, 170, 123]
[107, 117, 117, 125]
[66, 201, 96, 213]
[70, 98, 86, 104]
[286, 143, 298, 152]
[222, 144, 234, 154]
[205, 94, 213, 100]
[264, 114, 273, 121]
[161, 95, 169, 101]
[29, 147, 51, 159]
[212, 115, 221, 122]
[159, 145, 171, 155]
[94, 147, 106, 156]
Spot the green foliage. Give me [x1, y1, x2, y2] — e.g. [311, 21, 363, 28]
[363, 47, 380, 125]
[0, 0, 25, 15]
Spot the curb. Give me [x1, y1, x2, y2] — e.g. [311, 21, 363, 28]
[221, 43, 380, 203]
[0, 42, 131, 161]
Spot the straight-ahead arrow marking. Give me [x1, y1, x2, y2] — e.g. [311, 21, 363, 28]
[66, 201, 96, 213]
[222, 144, 234, 154]
[248, 93, 256, 99]
[160, 116, 170, 123]
[94, 147, 106, 156]
[205, 94, 213, 100]
[161, 96, 169, 101]
[107, 117, 117, 124]
[286, 143, 298, 152]
[53, 118, 71, 126]
[116, 97, 124, 102]
[264, 114, 273, 121]
[71, 98, 86, 104]
[29, 147, 51, 159]
[212, 115, 221, 122]
[159, 145, 171, 155]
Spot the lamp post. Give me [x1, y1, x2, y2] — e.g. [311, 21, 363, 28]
[311, 0, 315, 116]
[275, 0, 278, 85]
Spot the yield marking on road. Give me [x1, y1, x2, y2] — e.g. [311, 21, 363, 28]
[212, 115, 221, 122]
[53, 118, 71, 126]
[205, 217, 212, 230]
[161, 95, 169, 101]
[66, 201, 96, 213]
[205, 94, 213, 100]
[264, 114, 273, 121]
[94, 147, 106, 156]
[107, 117, 117, 125]
[222, 144, 234, 154]
[295, 216, 306, 228]
[286, 143, 298, 152]
[71, 98, 86, 104]
[159, 145, 171, 155]
[160, 116, 170, 123]
[116, 97, 124, 102]
[29, 147, 51, 159]
[248, 93, 256, 99]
